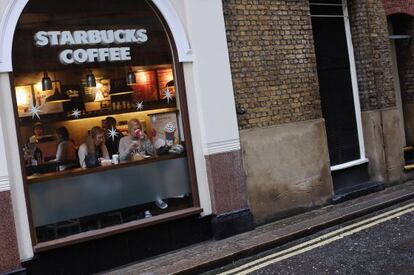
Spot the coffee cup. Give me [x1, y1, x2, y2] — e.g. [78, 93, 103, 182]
[112, 154, 119, 164]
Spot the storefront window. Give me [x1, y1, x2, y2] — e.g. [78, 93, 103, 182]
[12, 0, 197, 244]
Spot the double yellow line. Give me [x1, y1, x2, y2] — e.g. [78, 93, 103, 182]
[220, 202, 414, 275]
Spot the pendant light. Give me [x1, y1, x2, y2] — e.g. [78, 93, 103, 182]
[86, 71, 97, 88]
[41, 72, 53, 91]
[45, 87, 71, 104]
[126, 68, 137, 85]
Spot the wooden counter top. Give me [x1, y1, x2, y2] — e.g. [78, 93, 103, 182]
[27, 153, 186, 184]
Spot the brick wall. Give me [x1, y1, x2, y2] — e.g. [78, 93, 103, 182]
[391, 15, 414, 104]
[348, 0, 396, 111]
[382, 0, 414, 16]
[222, 0, 322, 130]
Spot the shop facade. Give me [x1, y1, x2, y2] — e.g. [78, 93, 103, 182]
[1, 0, 414, 274]
[0, 0, 252, 273]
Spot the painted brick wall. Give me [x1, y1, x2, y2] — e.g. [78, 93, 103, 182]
[382, 0, 414, 16]
[348, 0, 396, 111]
[222, 0, 322, 130]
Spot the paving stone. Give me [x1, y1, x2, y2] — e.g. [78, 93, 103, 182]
[103, 181, 414, 275]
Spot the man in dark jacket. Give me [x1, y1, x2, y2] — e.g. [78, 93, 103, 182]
[102, 116, 124, 156]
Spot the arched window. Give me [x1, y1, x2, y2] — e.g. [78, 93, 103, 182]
[11, 0, 199, 246]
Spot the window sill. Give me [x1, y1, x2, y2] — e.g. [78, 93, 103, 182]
[33, 207, 203, 252]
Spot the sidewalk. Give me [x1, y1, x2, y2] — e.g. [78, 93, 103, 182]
[103, 181, 414, 275]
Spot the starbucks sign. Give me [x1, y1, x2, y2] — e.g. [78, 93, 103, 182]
[34, 29, 148, 65]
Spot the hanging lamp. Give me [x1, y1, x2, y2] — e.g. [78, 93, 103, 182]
[45, 87, 71, 104]
[126, 68, 137, 85]
[41, 72, 53, 91]
[85, 71, 97, 88]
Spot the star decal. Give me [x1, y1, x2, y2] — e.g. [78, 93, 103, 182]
[71, 108, 81, 119]
[107, 127, 119, 142]
[151, 115, 157, 123]
[135, 101, 144, 111]
[162, 88, 175, 104]
[29, 104, 42, 119]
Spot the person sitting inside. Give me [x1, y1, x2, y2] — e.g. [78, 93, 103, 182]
[78, 126, 110, 168]
[102, 116, 123, 156]
[28, 122, 44, 143]
[51, 127, 77, 171]
[119, 119, 155, 161]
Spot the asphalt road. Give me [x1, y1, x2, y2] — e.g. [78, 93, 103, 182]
[206, 200, 414, 275]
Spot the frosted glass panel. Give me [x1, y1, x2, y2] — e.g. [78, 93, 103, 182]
[30, 157, 190, 226]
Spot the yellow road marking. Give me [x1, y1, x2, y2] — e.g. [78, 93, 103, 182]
[220, 202, 414, 275]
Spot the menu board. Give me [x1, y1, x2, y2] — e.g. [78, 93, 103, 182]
[33, 81, 64, 115]
[15, 85, 34, 117]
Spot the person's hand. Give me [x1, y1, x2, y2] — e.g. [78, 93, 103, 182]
[129, 141, 139, 151]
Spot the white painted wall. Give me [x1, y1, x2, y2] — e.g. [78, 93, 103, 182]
[0, 73, 33, 261]
[176, 0, 241, 155]
[0, 0, 8, 17]
[0, 116, 11, 192]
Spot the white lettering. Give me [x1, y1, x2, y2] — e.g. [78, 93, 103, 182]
[136, 29, 148, 43]
[109, 48, 121, 61]
[86, 48, 99, 62]
[114, 30, 126, 43]
[59, 31, 75, 45]
[59, 49, 74, 64]
[87, 30, 101, 44]
[73, 31, 88, 45]
[34, 31, 49, 47]
[125, 29, 138, 43]
[100, 30, 114, 44]
[58, 47, 132, 64]
[120, 47, 131, 60]
[34, 29, 148, 46]
[98, 48, 110, 62]
[48, 31, 60, 46]
[73, 49, 88, 64]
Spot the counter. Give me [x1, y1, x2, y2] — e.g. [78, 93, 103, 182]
[27, 153, 184, 184]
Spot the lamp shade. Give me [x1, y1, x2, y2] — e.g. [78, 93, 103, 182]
[126, 69, 137, 85]
[41, 72, 53, 91]
[86, 72, 96, 87]
[45, 88, 70, 104]
[166, 80, 174, 87]
[110, 78, 134, 96]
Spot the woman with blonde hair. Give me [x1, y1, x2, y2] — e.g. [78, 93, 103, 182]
[119, 119, 155, 161]
[78, 126, 110, 168]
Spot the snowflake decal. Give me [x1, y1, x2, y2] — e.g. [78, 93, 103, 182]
[107, 127, 119, 142]
[29, 104, 42, 119]
[71, 108, 81, 119]
[162, 88, 175, 104]
[135, 101, 144, 111]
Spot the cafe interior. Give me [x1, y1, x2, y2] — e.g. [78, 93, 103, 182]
[11, 0, 196, 244]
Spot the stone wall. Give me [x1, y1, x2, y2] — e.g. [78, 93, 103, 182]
[222, 0, 322, 130]
[240, 119, 333, 224]
[348, 0, 396, 112]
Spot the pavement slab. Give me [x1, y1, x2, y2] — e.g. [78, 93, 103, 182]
[102, 181, 414, 275]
